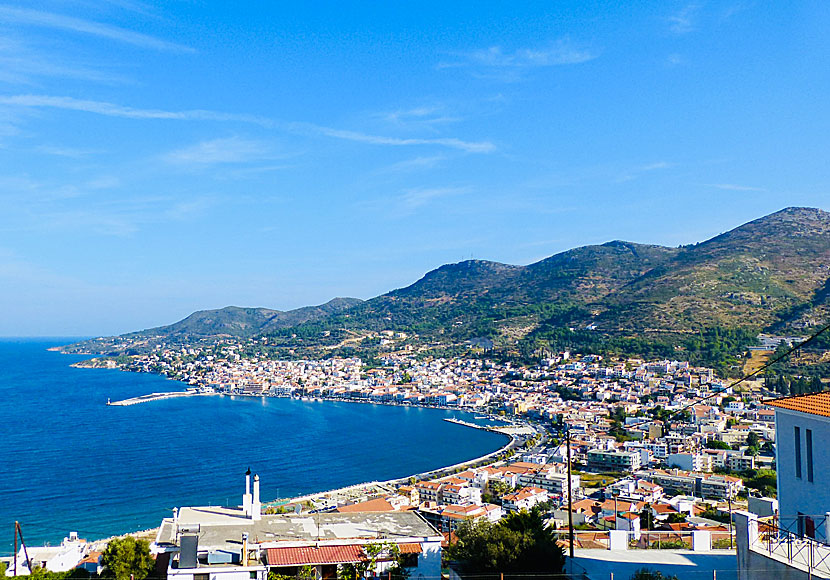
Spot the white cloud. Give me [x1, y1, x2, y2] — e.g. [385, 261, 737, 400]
[36, 145, 102, 158]
[0, 94, 272, 124]
[0, 5, 194, 53]
[312, 126, 495, 153]
[1, 95, 495, 153]
[378, 156, 447, 174]
[378, 106, 459, 127]
[399, 186, 470, 210]
[0, 37, 128, 85]
[164, 137, 275, 166]
[668, 4, 700, 34]
[641, 161, 671, 171]
[440, 40, 597, 73]
[616, 161, 672, 183]
[707, 183, 766, 192]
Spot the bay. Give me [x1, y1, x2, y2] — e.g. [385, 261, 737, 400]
[0, 339, 508, 554]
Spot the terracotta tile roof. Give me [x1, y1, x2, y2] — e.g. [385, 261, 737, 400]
[398, 543, 422, 554]
[766, 392, 830, 417]
[266, 545, 365, 566]
[336, 498, 395, 513]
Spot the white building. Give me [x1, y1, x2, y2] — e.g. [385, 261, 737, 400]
[501, 487, 549, 513]
[153, 473, 444, 580]
[769, 393, 830, 541]
[667, 453, 712, 473]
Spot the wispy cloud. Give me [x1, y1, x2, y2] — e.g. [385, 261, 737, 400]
[0, 5, 194, 53]
[0, 37, 128, 85]
[668, 4, 700, 34]
[0, 94, 271, 124]
[377, 106, 459, 128]
[311, 126, 495, 153]
[617, 161, 672, 182]
[37, 145, 102, 158]
[1, 94, 495, 153]
[0, 171, 220, 236]
[164, 137, 276, 166]
[707, 183, 766, 192]
[439, 40, 598, 77]
[377, 155, 447, 174]
[399, 186, 470, 210]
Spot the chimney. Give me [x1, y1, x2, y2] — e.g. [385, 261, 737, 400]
[243, 468, 252, 516]
[252, 474, 261, 520]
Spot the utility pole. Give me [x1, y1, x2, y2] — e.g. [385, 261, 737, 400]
[13, 522, 30, 577]
[728, 496, 734, 549]
[566, 426, 574, 559]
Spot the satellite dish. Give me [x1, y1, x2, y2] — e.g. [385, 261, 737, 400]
[294, 504, 302, 515]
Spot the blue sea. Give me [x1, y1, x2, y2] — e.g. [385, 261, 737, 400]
[0, 339, 508, 554]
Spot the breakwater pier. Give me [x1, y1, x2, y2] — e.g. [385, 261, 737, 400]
[443, 417, 536, 436]
[107, 390, 218, 406]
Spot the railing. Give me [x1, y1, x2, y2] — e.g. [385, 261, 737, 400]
[753, 515, 830, 577]
[562, 529, 735, 551]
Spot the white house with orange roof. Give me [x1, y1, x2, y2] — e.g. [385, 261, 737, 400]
[767, 392, 830, 541]
[502, 487, 549, 513]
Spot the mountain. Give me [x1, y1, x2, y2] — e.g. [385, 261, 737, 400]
[62, 297, 363, 354]
[594, 207, 830, 332]
[262, 207, 830, 359]
[64, 207, 830, 362]
[132, 297, 366, 337]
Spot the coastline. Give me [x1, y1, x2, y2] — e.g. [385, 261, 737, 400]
[13, 419, 518, 555]
[101, 424, 517, 549]
[6, 352, 525, 555]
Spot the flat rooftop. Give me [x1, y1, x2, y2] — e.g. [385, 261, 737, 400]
[571, 548, 738, 580]
[157, 508, 440, 551]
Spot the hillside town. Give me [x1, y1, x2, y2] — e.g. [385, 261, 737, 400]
[16, 338, 830, 580]
[94, 343, 781, 531]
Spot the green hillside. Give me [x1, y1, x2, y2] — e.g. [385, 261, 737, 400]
[64, 207, 830, 370]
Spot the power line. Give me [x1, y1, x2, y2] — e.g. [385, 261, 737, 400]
[657, 320, 830, 429]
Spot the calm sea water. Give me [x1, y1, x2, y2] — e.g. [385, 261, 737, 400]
[0, 339, 508, 554]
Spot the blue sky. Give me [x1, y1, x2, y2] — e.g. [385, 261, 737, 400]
[1, 1, 829, 336]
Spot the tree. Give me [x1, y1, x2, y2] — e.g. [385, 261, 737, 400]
[488, 480, 512, 502]
[100, 537, 154, 580]
[448, 508, 565, 578]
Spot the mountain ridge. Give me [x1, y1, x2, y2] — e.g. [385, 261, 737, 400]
[64, 207, 830, 360]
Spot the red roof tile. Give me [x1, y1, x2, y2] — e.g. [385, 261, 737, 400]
[767, 392, 830, 418]
[266, 545, 365, 567]
[398, 543, 422, 554]
[336, 498, 395, 513]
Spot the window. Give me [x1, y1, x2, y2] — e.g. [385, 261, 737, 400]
[194, 574, 209, 580]
[795, 426, 802, 479]
[806, 429, 814, 483]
